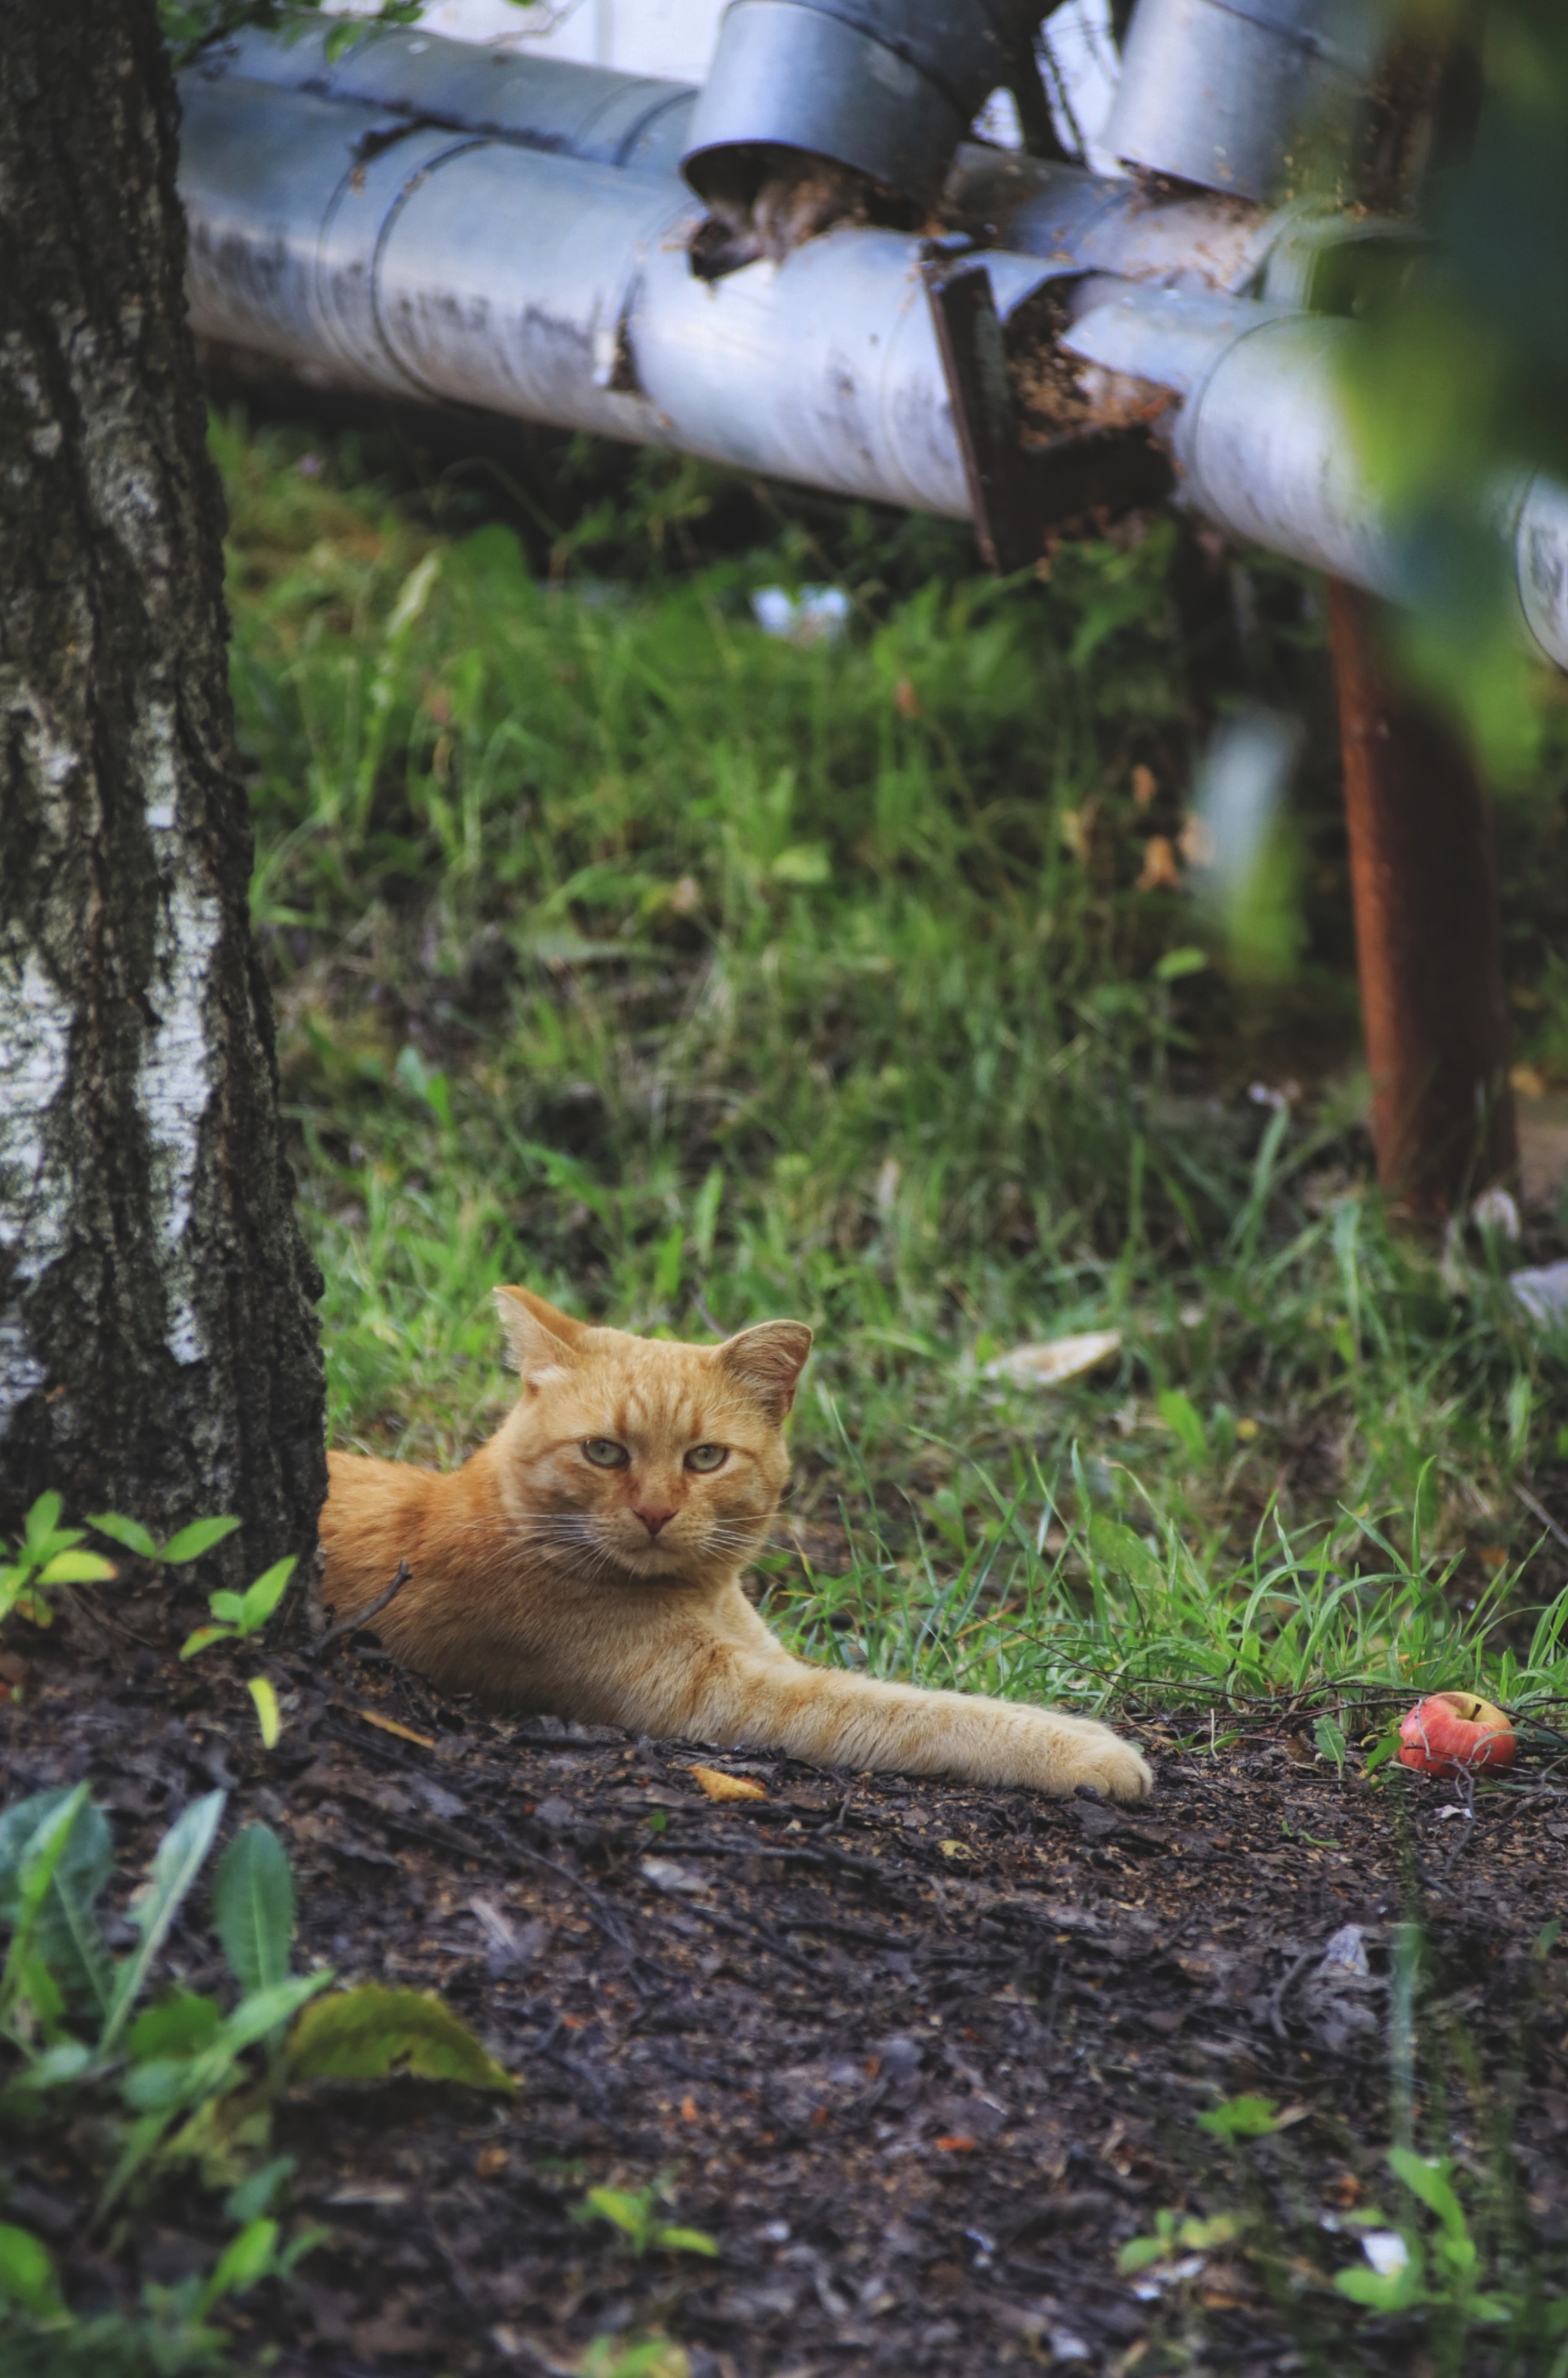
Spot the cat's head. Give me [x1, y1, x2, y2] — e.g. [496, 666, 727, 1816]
[491, 1286, 812, 1588]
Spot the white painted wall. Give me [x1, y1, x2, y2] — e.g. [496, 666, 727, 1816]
[357, 0, 727, 82]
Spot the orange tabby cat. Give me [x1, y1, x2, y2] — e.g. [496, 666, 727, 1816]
[320, 1288, 1152, 1801]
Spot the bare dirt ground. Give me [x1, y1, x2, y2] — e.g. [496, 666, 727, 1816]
[2, 1604, 1564, 2376]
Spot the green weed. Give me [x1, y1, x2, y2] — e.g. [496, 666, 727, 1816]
[573, 2177, 718, 2260]
[0, 1781, 511, 2367]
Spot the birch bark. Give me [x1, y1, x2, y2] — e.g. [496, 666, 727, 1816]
[0, 0, 326, 1569]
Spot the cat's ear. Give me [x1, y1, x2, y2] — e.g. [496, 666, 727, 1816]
[494, 1286, 586, 1386]
[716, 1320, 813, 1422]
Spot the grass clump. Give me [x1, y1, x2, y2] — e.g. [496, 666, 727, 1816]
[217, 409, 1568, 1727]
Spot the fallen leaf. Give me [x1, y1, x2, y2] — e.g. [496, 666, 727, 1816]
[476, 2144, 509, 2179]
[288, 1984, 517, 2093]
[982, 1330, 1121, 1389]
[350, 1706, 437, 1750]
[939, 1839, 972, 1860]
[681, 2093, 701, 2121]
[688, 1764, 767, 1802]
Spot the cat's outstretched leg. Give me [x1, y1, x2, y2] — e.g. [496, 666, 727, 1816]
[639, 1640, 1152, 1802]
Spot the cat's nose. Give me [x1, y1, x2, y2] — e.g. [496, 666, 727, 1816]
[633, 1506, 675, 1539]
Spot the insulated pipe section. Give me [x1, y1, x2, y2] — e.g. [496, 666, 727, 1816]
[179, 74, 1058, 518]
[185, 27, 1280, 296]
[681, 0, 1039, 206]
[1106, 0, 1380, 200]
[1063, 282, 1568, 672]
[194, 18, 697, 172]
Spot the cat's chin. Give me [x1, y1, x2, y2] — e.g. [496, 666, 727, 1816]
[608, 1542, 704, 1587]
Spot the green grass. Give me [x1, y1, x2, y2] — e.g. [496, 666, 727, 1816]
[218, 407, 1568, 1732]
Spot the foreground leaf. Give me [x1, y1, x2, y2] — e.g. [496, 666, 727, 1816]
[1197, 2093, 1284, 2139]
[87, 1513, 158, 1561]
[0, 1785, 114, 2018]
[237, 1557, 296, 1635]
[286, 1984, 516, 2093]
[162, 1515, 242, 1565]
[652, 2226, 718, 2257]
[101, 1790, 227, 2052]
[0, 1786, 93, 2029]
[37, 1551, 116, 1587]
[179, 1624, 234, 1660]
[213, 1822, 295, 1995]
[0, 2220, 65, 2321]
[126, 1990, 223, 2062]
[247, 1676, 283, 1748]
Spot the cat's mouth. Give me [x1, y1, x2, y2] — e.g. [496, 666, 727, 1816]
[612, 1541, 697, 1584]
[608, 1528, 744, 1586]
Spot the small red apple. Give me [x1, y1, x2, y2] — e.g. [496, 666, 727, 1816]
[1398, 1691, 1515, 1777]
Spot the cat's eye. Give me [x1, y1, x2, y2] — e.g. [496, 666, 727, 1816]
[684, 1443, 728, 1474]
[581, 1438, 630, 1469]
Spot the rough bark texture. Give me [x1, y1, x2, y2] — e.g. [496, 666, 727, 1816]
[1328, 581, 1517, 1217]
[0, 0, 326, 1571]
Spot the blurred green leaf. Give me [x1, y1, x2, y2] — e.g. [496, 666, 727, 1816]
[0, 2221, 66, 2321]
[101, 1791, 227, 2053]
[286, 1984, 516, 2093]
[87, 1513, 158, 1561]
[1197, 2094, 1285, 2139]
[162, 1516, 242, 1565]
[213, 1823, 295, 1997]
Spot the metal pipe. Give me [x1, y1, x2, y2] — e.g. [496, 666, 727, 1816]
[186, 26, 1280, 295]
[1105, 0, 1381, 200]
[179, 74, 1060, 519]
[1062, 280, 1568, 672]
[681, 0, 1037, 206]
[178, 44, 1568, 673]
[192, 18, 697, 173]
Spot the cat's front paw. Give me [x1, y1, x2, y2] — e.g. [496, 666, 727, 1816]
[1055, 1723, 1153, 1804]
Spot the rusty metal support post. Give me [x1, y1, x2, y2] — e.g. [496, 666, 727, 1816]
[1327, 579, 1517, 1215]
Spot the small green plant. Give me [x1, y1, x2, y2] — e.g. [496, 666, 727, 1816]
[179, 1557, 296, 1659]
[0, 1787, 514, 2364]
[573, 2177, 717, 2260]
[579, 2337, 691, 2378]
[0, 1494, 116, 1630]
[177, 1552, 298, 1748]
[1312, 1711, 1349, 1773]
[1117, 2206, 1243, 2275]
[1195, 2093, 1295, 2141]
[1332, 2148, 1511, 2323]
[87, 1513, 241, 1567]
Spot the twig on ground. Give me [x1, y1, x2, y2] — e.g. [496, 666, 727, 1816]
[318, 1559, 412, 1650]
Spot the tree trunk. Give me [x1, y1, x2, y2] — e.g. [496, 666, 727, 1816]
[0, 0, 325, 1572]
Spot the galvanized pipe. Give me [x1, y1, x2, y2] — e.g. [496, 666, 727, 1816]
[1105, 0, 1382, 200]
[1063, 281, 1568, 672]
[186, 24, 1276, 292]
[178, 41, 1568, 674]
[681, 0, 1039, 205]
[179, 73, 1061, 519]
[195, 18, 698, 174]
